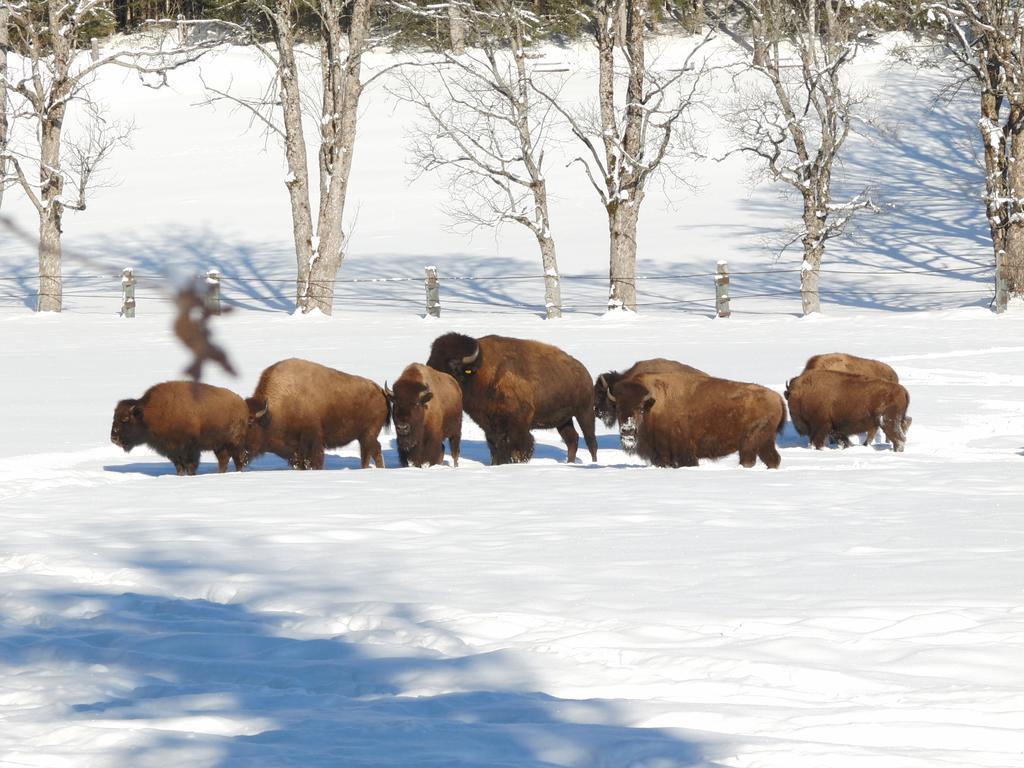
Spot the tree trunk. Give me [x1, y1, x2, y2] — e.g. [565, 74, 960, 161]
[298, 0, 372, 315]
[538, 233, 562, 319]
[1004, 111, 1024, 293]
[0, 2, 9, 211]
[271, 5, 315, 308]
[449, 0, 465, 55]
[608, 200, 640, 311]
[800, 195, 824, 315]
[37, 104, 66, 312]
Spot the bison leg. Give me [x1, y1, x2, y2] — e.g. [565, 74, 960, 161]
[557, 420, 580, 464]
[757, 440, 782, 469]
[359, 434, 384, 468]
[509, 429, 535, 464]
[738, 447, 757, 468]
[575, 410, 599, 462]
[214, 447, 232, 473]
[863, 426, 878, 446]
[449, 425, 461, 468]
[810, 424, 831, 450]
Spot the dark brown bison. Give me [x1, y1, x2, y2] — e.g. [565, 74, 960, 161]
[110, 381, 248, 475]
[594, 358, 708, 427]
[803, 352, 898, 382]
[608, 372, 785, 468]
[385, 363, 463, 468]
[785, 369, 911, 452]
[426, 332, 598, 465]
[244, 358, 390, 470]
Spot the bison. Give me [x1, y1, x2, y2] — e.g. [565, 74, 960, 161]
[244, 358, 390, 470]
[608, 372, 785, 469]
[426, 332, 598, 465]
[784, 369, 911, 452]
[802, 352, 898, 382]
[594, 358, 708, 427]
[110, 380, 248, 475]
[385, 363, 463, 468]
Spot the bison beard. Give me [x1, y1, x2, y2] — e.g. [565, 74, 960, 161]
[426, 332, 599, 465]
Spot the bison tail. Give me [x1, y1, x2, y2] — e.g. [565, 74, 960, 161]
[776, 407, 787, 436]
[382, 387, 393, 434]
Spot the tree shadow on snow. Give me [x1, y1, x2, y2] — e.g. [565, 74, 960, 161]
[688, 75, 995, 314]
[0, 589, 717, 767]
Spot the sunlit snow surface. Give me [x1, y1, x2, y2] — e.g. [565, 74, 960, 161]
[1, 32, 1022, 768]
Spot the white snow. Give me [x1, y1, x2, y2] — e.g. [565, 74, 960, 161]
[1, 35, 1022, 768]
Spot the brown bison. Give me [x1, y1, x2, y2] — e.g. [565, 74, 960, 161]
[608, 372, 785, 468]
[785, 369, 911, 452]
[244, 358, 390, 470]
[385, 363, 463, 468]
[426, 332, 598, 465]
[594, 358, 708, 427]
[803, 352, 898, 382]
[110, 381, 248, 475]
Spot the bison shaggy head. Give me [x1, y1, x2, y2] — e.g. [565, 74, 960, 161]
[426, 332, 481, 384]
[385, 380, 433, 448]
[110, 399, 146, 451]
[594, 372, 626, 428]
[608, 380, 656, 454]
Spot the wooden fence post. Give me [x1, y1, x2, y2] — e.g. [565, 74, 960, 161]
[424, 266, 441, 318]
[995, 251, 1009, 314]
[120, 267, 136, 317]
[90, 38, 99, 62]
[206, 269, 221, 315]
[715, 260, 731, 318]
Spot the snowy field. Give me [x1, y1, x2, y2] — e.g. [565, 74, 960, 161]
[2, 34, 1024, 768]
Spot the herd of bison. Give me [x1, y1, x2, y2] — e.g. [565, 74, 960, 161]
[109, 331, 912, 475]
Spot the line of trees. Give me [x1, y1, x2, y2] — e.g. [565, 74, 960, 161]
[2, 0, 1022, 316]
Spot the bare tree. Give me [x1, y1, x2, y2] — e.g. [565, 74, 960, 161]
[2, 1, 219, 312]
[0, 2, 9, 212]
[716, 0, 876, 315]
[396, 0, 565, 317]
[203, 0, 377, 314]
[537, 0, 712, 312]
[907, 0, 1024, 298]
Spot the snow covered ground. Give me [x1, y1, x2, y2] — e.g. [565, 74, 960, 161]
[2, 33, 1023, 768]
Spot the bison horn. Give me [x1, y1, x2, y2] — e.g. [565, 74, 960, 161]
[597, 374, 607, 389]
[384, 381, 393, 398]
[460, 344, 480, 365]
[606, 387, 616, 404]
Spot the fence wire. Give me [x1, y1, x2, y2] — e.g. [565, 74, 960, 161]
[0, 264, 998, 315]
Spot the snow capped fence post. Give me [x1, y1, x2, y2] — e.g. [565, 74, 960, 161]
[120, 268, 136, 318]
[715, 261, 731, 318]
[425, 266, 441, 318]
[206, 269, 221, 315]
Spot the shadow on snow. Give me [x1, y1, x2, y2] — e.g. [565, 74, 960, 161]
[0, 589, 715, 767]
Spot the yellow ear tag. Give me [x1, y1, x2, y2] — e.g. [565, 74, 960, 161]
[464, 369, 473, 375]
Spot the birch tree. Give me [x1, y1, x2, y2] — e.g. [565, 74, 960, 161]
[537, 0, 712, 312]
[2, 1, 217, 312]
[910, 0, 1024, 297]
[717, 0, 876, 315]
[397, 0, 565, 317]
[1, 2, 9, 212]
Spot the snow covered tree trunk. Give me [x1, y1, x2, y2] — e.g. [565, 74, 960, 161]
[1004, 119, 1024, 293]
[800, 197, 825, 315]
[270, 6, 315, 308]
[449, 0, 465, 55]
[0, 2, 9, 212]
[537, 232, 562, 319]
[608, 199, 641, 311]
